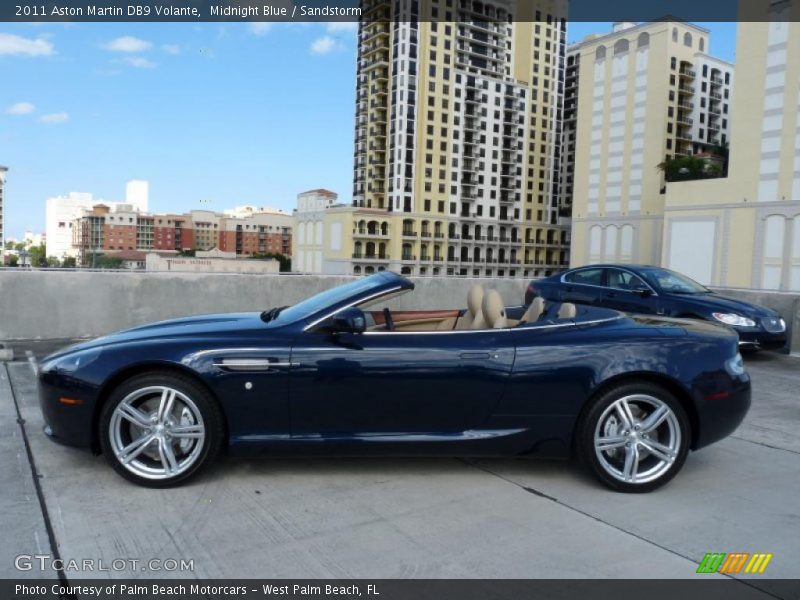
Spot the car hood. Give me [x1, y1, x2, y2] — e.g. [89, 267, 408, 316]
[46, 313, 264, 359]
[666, 292, 780, 318]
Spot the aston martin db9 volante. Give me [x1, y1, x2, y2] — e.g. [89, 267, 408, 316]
[39, 272, 750, 492]
[526, 265, 787, 351]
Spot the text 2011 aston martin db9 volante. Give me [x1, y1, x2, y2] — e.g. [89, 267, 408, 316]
[39, 272, 751, 492]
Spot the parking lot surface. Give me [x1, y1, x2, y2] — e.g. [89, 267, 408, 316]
[1, 344, 798, 596]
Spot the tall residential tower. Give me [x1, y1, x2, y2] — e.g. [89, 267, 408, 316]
[345, 0, 570, 278]
[0, 166, 7, 252]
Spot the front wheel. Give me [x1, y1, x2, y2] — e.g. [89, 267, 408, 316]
[576, 382, 690, 493]
[99, 372, 224, 487]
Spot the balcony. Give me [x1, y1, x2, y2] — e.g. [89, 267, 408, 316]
[354, 229, 390, 239]
[680, 68, 696, 79]
[352, 253, 390, 261]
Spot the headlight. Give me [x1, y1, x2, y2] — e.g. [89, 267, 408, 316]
[712, 313, 756, 328]
[49, 347, 102, 373]
[725, 353, 746, 376]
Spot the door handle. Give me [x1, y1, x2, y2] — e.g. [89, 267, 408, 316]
[459, 352, 491, 360]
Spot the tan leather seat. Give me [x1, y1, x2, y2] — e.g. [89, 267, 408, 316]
[521, 297, 545, 323]
[456, 284, 486, 330]
[557, 302, 577, 319]
[482, 289, 508, 329]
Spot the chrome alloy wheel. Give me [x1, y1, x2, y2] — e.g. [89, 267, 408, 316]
[593, 394, 681, 485]
[108, 386, 206, 481]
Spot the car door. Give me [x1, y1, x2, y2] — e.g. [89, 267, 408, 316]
[288, 328, 515, 436]
[560, 267, 606, 306]
[599, 268, 658, 314]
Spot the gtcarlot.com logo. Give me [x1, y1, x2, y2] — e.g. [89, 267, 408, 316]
[696, 552, 773, 574]
[15, 554, 194, 573]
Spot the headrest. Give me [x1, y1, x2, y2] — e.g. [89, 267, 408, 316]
[557, 303, 577, 319]
[482, 289, 507, 329]
[523, 297, 545, 322]
[467, 284, 484, 316]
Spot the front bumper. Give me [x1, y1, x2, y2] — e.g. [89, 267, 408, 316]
[38, 368, 98, 449]
[737, 330, 787, 351]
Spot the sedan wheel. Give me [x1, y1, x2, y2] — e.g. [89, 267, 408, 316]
[100, 372, 223, 487]
[577, 382, 690, 492]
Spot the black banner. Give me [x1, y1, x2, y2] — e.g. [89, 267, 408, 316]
[0, 0, 792, 23]
[4, 580, 800, 600]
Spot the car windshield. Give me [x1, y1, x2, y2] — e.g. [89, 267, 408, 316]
[639, 268, 709, 294]
[268, 276, 389, 325]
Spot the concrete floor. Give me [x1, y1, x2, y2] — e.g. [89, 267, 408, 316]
[1, 346, 798, 595]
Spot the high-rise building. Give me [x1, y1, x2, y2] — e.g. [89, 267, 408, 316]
[661, 4, 800, 290]
[567, 20, 734, 267]
[346, 0, 570, 278]
[0, 166, 7, 252]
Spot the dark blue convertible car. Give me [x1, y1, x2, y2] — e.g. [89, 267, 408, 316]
[39, 272, 750, 492]
[526, 265, 787, 351]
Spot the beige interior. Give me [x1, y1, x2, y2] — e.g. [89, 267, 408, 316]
[558, 303, 577, 319]
[521, 297, 546, 323]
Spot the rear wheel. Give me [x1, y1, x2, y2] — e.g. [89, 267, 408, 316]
[576, 381, 690, 493]
[99, 372, 224, 487]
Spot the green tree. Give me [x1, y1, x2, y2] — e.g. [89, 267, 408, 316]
[8, 255, 19, 267]
[61, 256, 77, 268]
[178, 249, 196, 257]
[46, 256, 61, 268]
[95, 254, 125, 269]
[28, 243, 48, 267]
[248, 252, 291, 272]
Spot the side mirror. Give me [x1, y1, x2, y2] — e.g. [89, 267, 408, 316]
[331, 307, 367, 334]
[632, 286, 652, 298]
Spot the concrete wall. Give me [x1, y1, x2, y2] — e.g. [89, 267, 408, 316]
[0, 271, 797, 353]
[0, 271, 527, 341]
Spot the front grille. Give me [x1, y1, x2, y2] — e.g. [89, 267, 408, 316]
[761, 317, 785, 333]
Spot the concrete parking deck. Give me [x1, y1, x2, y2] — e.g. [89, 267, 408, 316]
[1, 344, 798, 596]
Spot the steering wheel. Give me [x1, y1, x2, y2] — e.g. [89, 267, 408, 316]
[383, 308, 395, 331]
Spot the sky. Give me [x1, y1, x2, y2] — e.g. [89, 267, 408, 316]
[1, 21, 737, 239]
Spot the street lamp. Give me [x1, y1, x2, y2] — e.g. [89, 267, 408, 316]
[19, 249, 29, 268]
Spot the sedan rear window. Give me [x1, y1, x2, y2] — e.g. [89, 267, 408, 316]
[564, 268, 603, 286]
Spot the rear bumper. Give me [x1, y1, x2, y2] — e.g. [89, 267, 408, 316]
[692, 374, 751, 450]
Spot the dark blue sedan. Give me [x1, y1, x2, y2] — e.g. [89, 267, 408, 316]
[39, 272, 750, 492]
[526, 265, 787, 351]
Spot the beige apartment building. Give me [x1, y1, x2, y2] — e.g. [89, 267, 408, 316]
[663, 6, 800, 290]
[326, 0, 571, 278]
[568, 20, 733, 268]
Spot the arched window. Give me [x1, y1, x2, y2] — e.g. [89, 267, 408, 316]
[699, 37, 705, 52]
[595, 45, 606, 61]
[672, 28, 678, 42]
[683, 32, 693, 48]
[637, 32, 650, 49]
[614, 39, 629, 55]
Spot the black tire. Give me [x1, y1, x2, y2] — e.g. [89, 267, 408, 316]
[99, 371, 224, 488]
[575, 381, 691, 493]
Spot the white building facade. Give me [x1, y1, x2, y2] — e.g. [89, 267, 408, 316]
[45, 181, 149, 260]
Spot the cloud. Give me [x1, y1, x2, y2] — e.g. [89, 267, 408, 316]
[104, 36, 152, 52]
[40, 112, 69, 124]
[248, 22, 273, 36]
[310, 36, 337, 55]
[0, 33, 54, 56]
[162, 43, 180, 55]
[326, 22, 358, 34]
[122, 56, 156, 68]
[6, 102, 36, 115]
